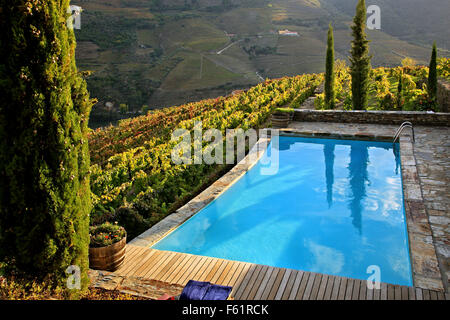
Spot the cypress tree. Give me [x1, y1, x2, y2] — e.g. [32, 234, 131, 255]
[350, 0, 372, 110]
[397, 73, 403, 109]
[0, 1, 93, 290]
[325, 23, 335, 109]
[428, 42, 438, 107]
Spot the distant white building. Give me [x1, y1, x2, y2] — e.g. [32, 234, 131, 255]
[278, 29, 299, 36]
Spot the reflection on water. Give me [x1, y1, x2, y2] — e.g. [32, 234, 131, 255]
[348, 144, 369, 235]
[323, 143, 335, 208]
[393, 143, 401, 175]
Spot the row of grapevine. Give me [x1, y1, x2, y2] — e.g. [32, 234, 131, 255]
[88, 73, 323, 238]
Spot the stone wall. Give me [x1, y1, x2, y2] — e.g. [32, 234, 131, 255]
[293, 109, 450, 126]
[437, 80, 450, 113]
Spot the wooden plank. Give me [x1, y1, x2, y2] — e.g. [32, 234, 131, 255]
[366, 287, 373, 300]
[387, 284, 395, 300]
[316, 274, 328, 300]
[210, 260, 231, 284]
[177, 256, 206, 286]
[267, 268, 286, 300]
[309, 273, 322, 300]
[380, 282, 388, 300]
[178, 256, 206, 285]
[281, 270, 298, 300]
[337, 277, 347, 300]
[153, 252, 184, 281]
[203, 258, 222, 281]
[116, 245, 146, 275]
[373, 287, 381, 300]
[323, 276, 335, 300]
[408, 287, 416, 300]
[401, 286, 409, 300]
[165, 254, 192, 283]
[160, 254, 195, 283]
[187, 256, 210, 281]
[275, 269, 292, 300]
[394, 285, 402, 300]
[255, 268, 279, 300]
[259, 267, 280, 300]
[351, 280, 360, 300]
[295, 272, 311, 300]
[120, 247, 153, 276]
[227, 263, 249, 288]
[254, 267, 275, 300]
[220, 261, 241, 286]
[345, 279, 354, 300]
[144, 251, 177, 279]
[128, 250, 159, 277]
[240, 264, 265, 300]
[359, 280, 367, 300]
[133, 250, 164, 277]
[232, 264, 258, 299]
[422, 289, 431, 300]
[172, 255, 201, 285]
[429, 291, 438, 300]
[415, 288, 423, 300]
[246, 265, 270, 300]
[115, 245, 139, 273]
[330, 277, 341, 300]
[288, 271, 304, 300]
[301, 273, 316, 300]
[204, 259, 225, 283]
[216, 260, 235, 285]
[236, 264, 263, 300]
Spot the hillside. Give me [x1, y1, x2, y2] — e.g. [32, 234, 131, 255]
[73, 0, 450, 127]
[87, 58, 450, 240]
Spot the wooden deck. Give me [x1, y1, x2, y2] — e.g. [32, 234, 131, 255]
[115, 245, 447, 300]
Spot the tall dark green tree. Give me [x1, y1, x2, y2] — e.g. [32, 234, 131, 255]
[0, 1, 93, 290]
[325, 23, 335, 109]
[350, 0, 372, 110]
[428, 42, 438, 108]
[397, 73, 403, 109]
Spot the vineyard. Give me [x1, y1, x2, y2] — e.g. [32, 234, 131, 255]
[88, 73, 323, 239]
[88, 58, 450, 240]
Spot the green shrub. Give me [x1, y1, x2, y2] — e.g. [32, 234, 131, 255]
[114, 207, 150, 240]
[0, 0, 93, 290]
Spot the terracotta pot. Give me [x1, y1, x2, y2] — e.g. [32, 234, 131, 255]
[89, 237, 126, 271]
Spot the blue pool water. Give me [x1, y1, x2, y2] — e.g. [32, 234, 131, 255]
[153, 136, 413, 286]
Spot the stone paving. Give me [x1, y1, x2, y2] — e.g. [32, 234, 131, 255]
[413, 126, 450, 294]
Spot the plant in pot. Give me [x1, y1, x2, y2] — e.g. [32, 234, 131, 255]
[271, 107, 294, 127]
[89, 222, 127, 272]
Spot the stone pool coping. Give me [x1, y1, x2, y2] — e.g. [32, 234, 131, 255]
[130, 127, 444, 292]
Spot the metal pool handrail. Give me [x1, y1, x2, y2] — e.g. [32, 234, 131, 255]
[393, 121, 415, 145]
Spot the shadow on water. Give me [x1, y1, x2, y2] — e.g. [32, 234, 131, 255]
[348, 144, 369, 235]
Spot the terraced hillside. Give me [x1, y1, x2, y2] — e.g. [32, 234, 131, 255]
[74, 0, 450, 127]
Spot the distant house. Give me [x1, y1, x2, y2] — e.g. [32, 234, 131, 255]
[278, 29, 299, 36]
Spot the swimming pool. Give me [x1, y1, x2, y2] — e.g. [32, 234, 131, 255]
[153, 136, 413, 286]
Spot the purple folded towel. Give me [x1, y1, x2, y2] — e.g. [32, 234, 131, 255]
[203, 284, 232, 300]
[180, 280, 232, 300]
[180, 280, 211, 300]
